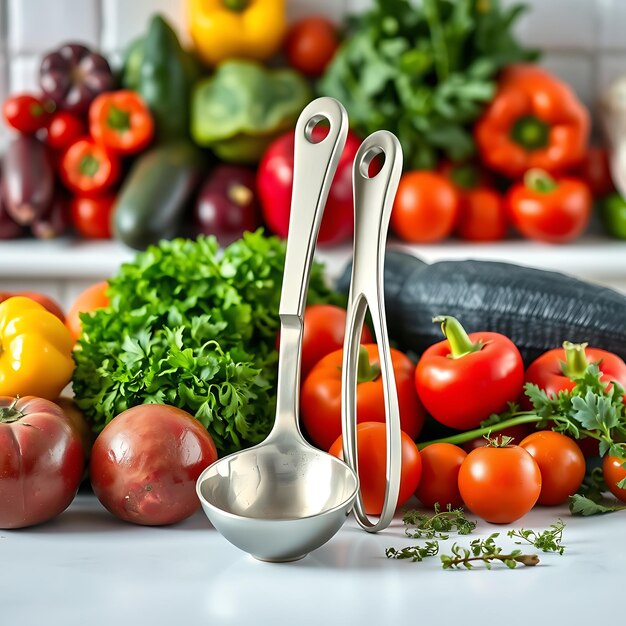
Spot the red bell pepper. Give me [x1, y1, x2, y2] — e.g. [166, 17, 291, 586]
[525, 341, 626, 400]
[415, 316, 524, 430]
[475, 64, 589, 178]
[300, 344, 425, 451]
[89, 91, 154, 155]
[60, 139, 120, 196]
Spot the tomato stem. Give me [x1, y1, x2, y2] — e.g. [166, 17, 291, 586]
[524, 168, 558, 193]
[434, 315, 482, 359]
[562, 341, 589, 379]
[357, 345, 380, 384]
[510, 116, 550, 151]
[106, 105, 131, 132]
[0, 398, 23, 424]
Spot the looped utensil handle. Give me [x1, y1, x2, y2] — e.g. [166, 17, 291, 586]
[341, 130, 403, 532]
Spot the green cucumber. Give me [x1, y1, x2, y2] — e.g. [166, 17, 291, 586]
[113, 142, 205, 250]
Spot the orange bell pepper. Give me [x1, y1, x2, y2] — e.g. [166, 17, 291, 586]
[475, 64, 590, 179]
[89, 90, 154, 155]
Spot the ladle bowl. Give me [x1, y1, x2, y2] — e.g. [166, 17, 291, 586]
[196, 438, 358, 562]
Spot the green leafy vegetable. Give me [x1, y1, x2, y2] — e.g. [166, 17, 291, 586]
[319, 0, 537, 169]
[72, 231, 339, 455]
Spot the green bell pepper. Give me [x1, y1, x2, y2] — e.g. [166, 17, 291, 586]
[601, 192, 626, 239]
[191, 60, 311, 163]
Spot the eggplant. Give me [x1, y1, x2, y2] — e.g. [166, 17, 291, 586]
[337, 251, 626, 364]
[2, 135, 54, 225]
[31, 194, 71, 239]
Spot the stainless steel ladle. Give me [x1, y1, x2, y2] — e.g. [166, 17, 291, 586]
[196, 97, 359, 562]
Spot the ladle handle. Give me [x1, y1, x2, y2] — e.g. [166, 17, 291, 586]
[341, 131, 403, 533]
[271, 97, 348, 440]
[279, 97, 348, 317]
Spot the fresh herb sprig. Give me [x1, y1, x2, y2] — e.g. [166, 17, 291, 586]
[440, 534, 539, 570]
[402, 504, 477, 539]
[569, 494, 626, 516]
[507, 520, 566, 554]
[386, 541, 440, 562]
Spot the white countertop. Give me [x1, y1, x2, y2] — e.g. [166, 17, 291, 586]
[1, 235, 625, 281]
[2, 492, 623, 626]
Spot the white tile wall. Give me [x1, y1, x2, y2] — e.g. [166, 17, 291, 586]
[7, 0, 100, 55]
[101, 0, 189, 56]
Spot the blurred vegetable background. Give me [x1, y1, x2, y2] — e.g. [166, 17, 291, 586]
[0, 0, 624, 250]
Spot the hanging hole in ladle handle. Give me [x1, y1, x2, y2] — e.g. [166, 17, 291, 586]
[358, 146, 387, 179]
[304, 114, 331, 144]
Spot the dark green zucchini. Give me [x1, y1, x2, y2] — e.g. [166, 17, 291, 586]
[113, 142, 205, 250]
[338, 252, 626, 364]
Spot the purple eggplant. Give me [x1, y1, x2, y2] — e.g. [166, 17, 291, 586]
[40, 43, 114, 114]
[0, 189, 23, 240]
[2, 135, 54, 225]
[193, 165, 262, 246]
[31, 193, 71, 239]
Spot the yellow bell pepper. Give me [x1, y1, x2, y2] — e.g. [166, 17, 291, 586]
[187, 0, 286, 66]
[0, 297, 74, 400]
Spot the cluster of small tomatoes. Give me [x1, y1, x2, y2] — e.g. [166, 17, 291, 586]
[298, 304, 626, 524]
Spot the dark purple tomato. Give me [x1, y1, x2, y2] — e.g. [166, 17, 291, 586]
[193, 165, 262, 246]
[0, 198, 23, 239]
[40, 43, 114, 114]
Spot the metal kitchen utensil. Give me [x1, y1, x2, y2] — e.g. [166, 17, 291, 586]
[196, 97, 359, 562]
[600, 76, 626, 198]
[341, 130, 404, 532]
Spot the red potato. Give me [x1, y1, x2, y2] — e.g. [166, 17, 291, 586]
[90, 404, 218, 526]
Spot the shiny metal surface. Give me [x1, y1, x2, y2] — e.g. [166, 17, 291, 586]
[341, 131, 404, 532]
[196, 97, 359, 562]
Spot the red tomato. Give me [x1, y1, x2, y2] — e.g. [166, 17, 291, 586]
[603, 455, 626, 502]
[90, 404, 218, 526]
[575, 147, 614, 198]
[301, 344, 425, 451]
[415, 317, 524, 430]
[0, 396, 84, 529]
[519, 431, 585, 505]
[66, 281, 110, 341]
[329, 422, 422, 515]
[456, 187, 508, 241]
[0, 290, 65, 322]
[300, 304, 373, 378]
[462, 424, 532, 452]
[458, 444, 542, 523]
[284, 16, 339, 77]
[391, 171, 459, 243]
[70, 195, 115, 239]
[45, 111, 86, 151]
[3, 93, 52, 134]
[257, 129, 360, 245]
[506, 170, 592, 243]
[415, 443, 466, 509]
